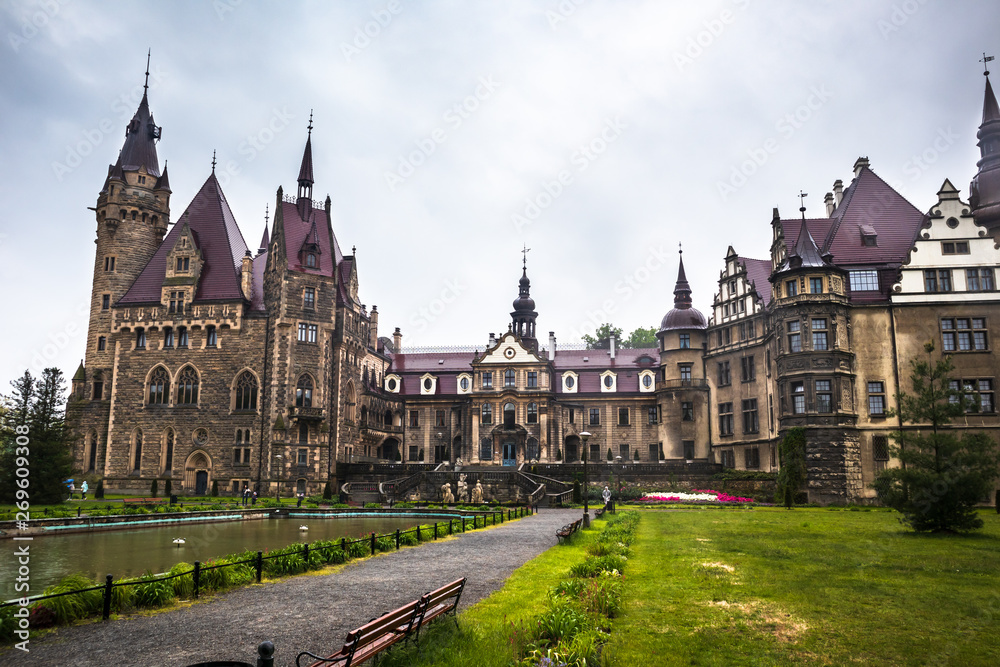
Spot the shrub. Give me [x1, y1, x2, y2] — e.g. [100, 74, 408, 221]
[394, 501, 414, 508]
[164, 480, 172, 497]
[33, 574, 102, 624]
[323, 481, 332, 500]
[400, 530, 419, 546]
[131, 571, 175, 608]
[211, 480, 218, 497]
[167, 562, 194, 598]
[376, 535, 395, 553]
[150, 479, 158, 497]
[0, 605, 17, 644]
[347, 538, 370, 558]
[95, 479, 105, 499]
[533, 600, 591, 644]
[364, 502, 382, 509]
[570, 554, 626, 578]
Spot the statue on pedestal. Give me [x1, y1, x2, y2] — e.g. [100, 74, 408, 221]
[457, 474, 469, 503]
[441, 482, 454, 505]
[471, 480, 484, 504]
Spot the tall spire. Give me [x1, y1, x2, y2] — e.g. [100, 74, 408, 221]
[117, 52, 161, 177]
[511, 251, 538, 351]
[786, 193, 827, 268]
[258, 204, 270, 255]
[673, 245, 692, 309]
[296, 111, 315, 219]
[970, 54, 1000, 235]
[143, 49, 151, 100]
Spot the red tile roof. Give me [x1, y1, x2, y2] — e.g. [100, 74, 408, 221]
[391, 352, 476, 373]
[118, 172, 249, 305]
[738, 256, 772, 306]
[551, 348, 659, 370]
[281, 201, 342, 276]
[118, 93, 161, 177]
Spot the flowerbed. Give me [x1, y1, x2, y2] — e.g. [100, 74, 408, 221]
[640, 489, 755, 504]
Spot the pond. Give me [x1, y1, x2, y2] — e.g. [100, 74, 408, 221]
[2, 513, 454, 598]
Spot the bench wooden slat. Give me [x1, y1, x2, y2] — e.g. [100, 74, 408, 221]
[299, 598, 424, 667]
[414, 577, 466, 642]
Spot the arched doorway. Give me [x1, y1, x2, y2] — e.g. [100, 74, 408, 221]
[565, 435, 580, 463]
[185, 451, 212, 495]
[381, 437, 401, 462]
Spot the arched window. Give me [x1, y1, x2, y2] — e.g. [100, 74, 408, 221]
[480, 437, 493, 461]
[503, 402, 516, 427]
[527, 402, 538, 424]
[236, 429, 243, 444]
[296, 375, 313, 407]
[176, 366, 199, 405]
[526, 437, 540, 461]
[345, 381, 356, 422]
[136, 328, 146, 349]
[504, 369, 516, 387]
[178, 326, 189, 347]
[481, 403, 493, 425]
[163, 327, 174, 348]
[132, 429, 143, 472]
[306, 253, 316, 268]
[163, 428, 174, 473]
[235, 371, 258, 411]
[148, 366, 169, 405]
[87, 429, 98, 472]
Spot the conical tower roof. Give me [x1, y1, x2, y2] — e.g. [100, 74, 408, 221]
[658, 250, 706, 332]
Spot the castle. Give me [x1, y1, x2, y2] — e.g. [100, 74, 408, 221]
[68, 65, 1000, 504]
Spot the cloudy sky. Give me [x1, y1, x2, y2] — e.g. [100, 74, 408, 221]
[1, 0, 998, 386]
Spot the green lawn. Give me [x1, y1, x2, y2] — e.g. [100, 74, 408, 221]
[606, 507, 1000, 666]
[381, 508, 1000, 666]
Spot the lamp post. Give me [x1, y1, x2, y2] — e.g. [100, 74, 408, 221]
[580, 431, 591, 527]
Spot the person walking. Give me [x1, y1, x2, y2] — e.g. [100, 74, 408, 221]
[81, 480, 88, 500]
[68, 481, 75, 500]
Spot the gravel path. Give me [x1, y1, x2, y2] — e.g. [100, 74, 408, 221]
[6, 508, 581, 667]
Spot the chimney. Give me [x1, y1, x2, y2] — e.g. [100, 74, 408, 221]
[609, 333, 616, 359]
[833, 179, 844, 206]
[853, 157, 869, 179]
[548, 331, 557, 358]
[240, 250, 253, 301]
[393, 327, 402, 353]
[824, 192, 835, 217]
[369, 305, 379, 349]
[489, 332, 496, 346]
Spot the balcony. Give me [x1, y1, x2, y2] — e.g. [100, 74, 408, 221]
[660, 378, 709, 390]
[290, 406, 325, 421]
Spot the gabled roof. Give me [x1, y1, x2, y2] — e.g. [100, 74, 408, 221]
[118, 172, 250, 305]
[738, 256, 772, 306]
[782, 167, 923, 267]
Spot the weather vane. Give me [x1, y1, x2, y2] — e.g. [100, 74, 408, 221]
[211, 150, 217, 173]
[798, 190, 808, 217]
[307, 109, 313, 136]
[982, 52, 994, 76]
[678, 241, 683, 256]
[522, 243, 530, 268]
[143, 49, 151, 95]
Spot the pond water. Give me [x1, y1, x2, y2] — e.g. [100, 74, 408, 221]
[2, 513, 455, 599]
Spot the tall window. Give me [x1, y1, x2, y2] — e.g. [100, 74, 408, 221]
[176, 366, 198, 405]
[178, 326, 189, 348]
[648, 405, 658, 424]
[941, 318, 988, 351]
[815, 380, 832, 413]
[480, 437, 492, 461]
[742, 399, 759, 433]
[681, 401, 694, 421]
[868, 381, 886, 416]
[618, 407, 630, 426]
[303, 287, 315, 309]
[298, 423, 309, 444]
[925, 269, 952, 292]
[809, 277, 823, 294]
[504, 369, 516, 387]
[481, 403, 493, 425]
[104, 256, 116, 272]
[136, 328, 146, 349]
[679, 364, 692, 381]
[811, 319, 828, 351]
[435, 410, 446, 427]
[102, 294, 111, 310]
[589, 408, 601, 426]
[306, 253, 317, 268]
[409, 410, 419, 427]
[527, 371, 538, 388]
[787, 321, 801, 352]
[717, 361, 731, 386]
[176, 256, 190, 271]
[718, 403, 734, 436]
[296, 375, 313, 407]
[527, 438, 540, 461]
[791, 381, 805, 414]
[873, 435, 890, 471]
[786, 279, 798, 297]
[97, 336, 107, 351]
[206, 325, 217, 347]
[741, 356, 755, 382]
[679, 333, 690, 349]
[235, 371, 258, 411]
[92, 373, 104, 401]
[132, 429, 143, 472]
[163, 428, 174, 472]
[164, 327, 174, 348]
[148, 367, 169, 405]
[297, 447, 308, 465]
[745, 447, 760, 469]
[481, 371, 493, 389]
[504, 402, 516, 427]
[619, 443, 630, 460]
[169, 291, 185, 313]
[527, 402, 538, 424]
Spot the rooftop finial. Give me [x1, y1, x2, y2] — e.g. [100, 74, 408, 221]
[521, 243, 530, 269]
[798, 190, 808, 218]
[143, 49, 150, 96]
[982, 52, 994, 77]
[308, 109, 313, 137]
[678, 241, 683, 256]
[211, 150, 217, 173]
[265, 203, 269, 226]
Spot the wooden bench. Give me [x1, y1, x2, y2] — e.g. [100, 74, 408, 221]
[556, 518, 583, 543]
[123, 497, 169, 507]
[296, 577, 467, 667]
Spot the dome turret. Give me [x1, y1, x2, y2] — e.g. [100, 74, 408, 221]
[658, 250, 707, 333]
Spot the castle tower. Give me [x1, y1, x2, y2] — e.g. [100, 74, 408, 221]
[970, 66, 1000, 239]
[510, 250, 538, 352]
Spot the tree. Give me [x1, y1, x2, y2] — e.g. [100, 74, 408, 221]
[323, 481, 333, 500]
[0, 369, 74, 505]
[582, 324, 623, 350]
[623, 326, 658, 349]
[873, 344, 1000, 532]
[606, 447, 613, 462]
[150, 479, 159, 497]
[775, 427, 807, 508]
[164, 479, 172, 497]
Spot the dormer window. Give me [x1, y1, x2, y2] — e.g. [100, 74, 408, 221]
[860, 224, 878, 247]
[139, 176, 146, 184]
[169, 291, 185, 313]
[306, 253, 317, 268]
[176, 257, 190, 272]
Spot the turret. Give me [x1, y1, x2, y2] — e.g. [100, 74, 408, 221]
[970, 66, 1000, 240]
[296, 112, 315, 220]
[510, 250, 539, 352]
